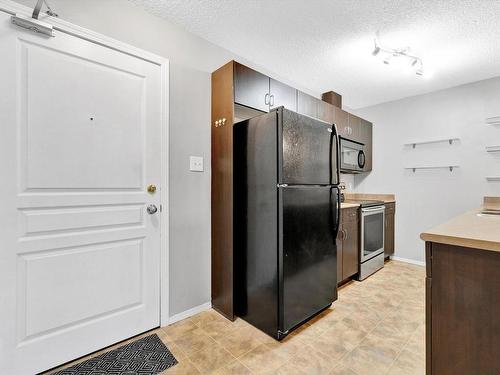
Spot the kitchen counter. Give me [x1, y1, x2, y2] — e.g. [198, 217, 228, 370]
[341, 202, 360, 209]
[344, 193, 395, 203]
[420, 208, 500, 253]
[422, 197, 500, 374]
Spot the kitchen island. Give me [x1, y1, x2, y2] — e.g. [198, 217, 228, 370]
[420, 197, 500, 375]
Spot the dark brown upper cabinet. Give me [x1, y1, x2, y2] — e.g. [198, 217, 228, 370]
[318, 99, 335, 124]
[347, 114, 361, 141]
[269, 79, 297, 111]
[359, 119, 373, 172]
[297, 91, 319, 118]
[334, 107, 349, 137]
[233, 62, 299, 114]
[234, 62, 270, 112]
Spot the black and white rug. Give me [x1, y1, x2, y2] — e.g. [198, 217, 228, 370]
[53, 333, 177, 375]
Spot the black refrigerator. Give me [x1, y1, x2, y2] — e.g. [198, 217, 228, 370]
[234, 107, 341, 340]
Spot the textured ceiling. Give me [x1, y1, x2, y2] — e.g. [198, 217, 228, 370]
[130, 0, 500, 108]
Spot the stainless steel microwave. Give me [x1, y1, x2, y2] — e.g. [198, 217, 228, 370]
[340, 138, 366, 172]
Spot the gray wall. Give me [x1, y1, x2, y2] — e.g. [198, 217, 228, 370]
[9, 0, 235, 317]
[353, 77, 500, 263]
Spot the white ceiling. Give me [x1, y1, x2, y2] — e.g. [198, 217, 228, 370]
[130, 0, 500, 108]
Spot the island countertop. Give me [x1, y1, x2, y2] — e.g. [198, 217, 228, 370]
[420, 197, 500, 253]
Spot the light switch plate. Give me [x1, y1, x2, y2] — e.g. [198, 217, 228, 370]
[189, 156, 204, 172]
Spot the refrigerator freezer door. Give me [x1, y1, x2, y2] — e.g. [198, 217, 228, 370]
[280, 186, 339, 333]
[280, 109, 339, 185]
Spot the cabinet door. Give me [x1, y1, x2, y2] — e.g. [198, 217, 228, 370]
[336, 224, 343, 284]
[234, 62, 270, 112]
[297, 91, 318, 118]
[359, 119, 373, 172]
[270, 79, 297, 111]
[318, 100, 335, 124]
[384, 204, 395, 258]
[348, 113, 361, 141]
[334, 107, 349, 137]
[342, 219, 359, 279]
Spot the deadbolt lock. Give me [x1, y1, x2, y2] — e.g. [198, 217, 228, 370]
[147, 184, 157, 194]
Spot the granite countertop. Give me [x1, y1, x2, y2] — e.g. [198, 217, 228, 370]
[344, 193, 396, 203]
[420, 197, 500, 253]
[341, 202, 360, 209]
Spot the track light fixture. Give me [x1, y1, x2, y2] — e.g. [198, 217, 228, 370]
[372, 36, 425, 77]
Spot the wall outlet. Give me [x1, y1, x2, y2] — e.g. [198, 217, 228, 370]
[189, 156, 204, 172]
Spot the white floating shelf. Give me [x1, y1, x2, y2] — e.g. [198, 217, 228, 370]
[486, 176, 500, 182]
[405, 165, 459, 173]
[486, 116, 500, 126]
[486, 145, 500, 153]
[404, 137, 460, 148]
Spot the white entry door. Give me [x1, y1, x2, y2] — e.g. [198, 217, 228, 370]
[0, 11, 165, 375]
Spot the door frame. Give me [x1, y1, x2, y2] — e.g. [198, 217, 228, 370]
[0, 0, 171, 326]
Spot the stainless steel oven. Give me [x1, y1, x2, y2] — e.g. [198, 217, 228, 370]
[340, 138, 365, 172]
[359, 204, 385, 280]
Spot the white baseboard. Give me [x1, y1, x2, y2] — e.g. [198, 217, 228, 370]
[166, 302, 212, 325]
[391, 256, 426, 267]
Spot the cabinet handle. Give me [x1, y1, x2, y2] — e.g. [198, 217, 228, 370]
[270, 94, 275, 106]
[344, 229, 348, 241]
[265, 93, 270, 105]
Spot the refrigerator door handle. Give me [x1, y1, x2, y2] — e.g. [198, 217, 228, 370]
[332, 187, 341, 238]
[330, 123, 341, 185]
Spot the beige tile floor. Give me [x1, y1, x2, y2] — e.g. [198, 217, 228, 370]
[46, 260, 425, 375]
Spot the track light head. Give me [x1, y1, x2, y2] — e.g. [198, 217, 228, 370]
[372, 46, 381, 56]
[411, 58, 418, 67]
[416, 68, 424, 76]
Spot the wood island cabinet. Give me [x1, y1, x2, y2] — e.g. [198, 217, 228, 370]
[425, 242, 500, 375]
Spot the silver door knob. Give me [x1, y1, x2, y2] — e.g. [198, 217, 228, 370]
[147, 204, 158, 214]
